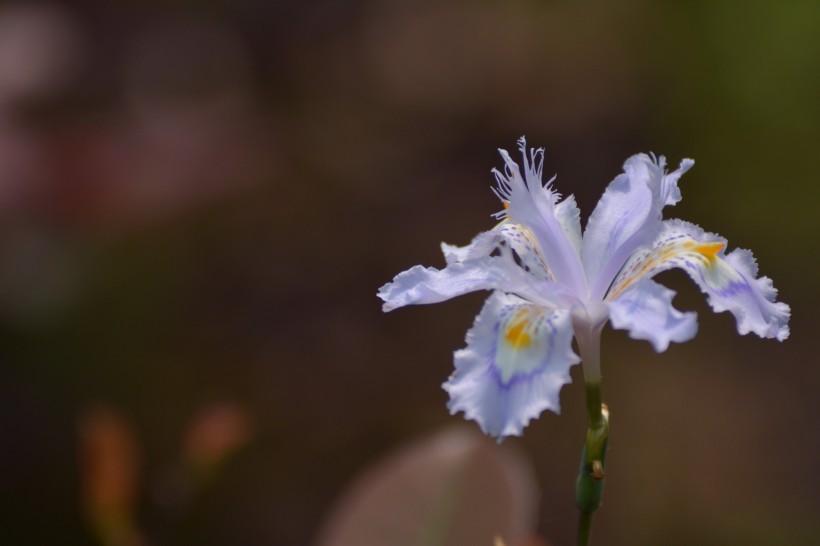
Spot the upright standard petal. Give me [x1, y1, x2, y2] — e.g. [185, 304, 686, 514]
[583, 155, 694, 300]
[607, 278, 698, 352]
[555, 194, 583, 257]
[443, 292, 579, 440]
[606, 219, 790, 341]
[492, 138, 588, 297]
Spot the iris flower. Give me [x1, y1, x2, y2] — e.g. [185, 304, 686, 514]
[378, 138, 790, 441]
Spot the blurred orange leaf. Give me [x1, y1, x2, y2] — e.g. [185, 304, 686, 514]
[78, 405, 142, 546]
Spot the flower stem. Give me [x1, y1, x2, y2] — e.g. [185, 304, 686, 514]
[575, 381, 609, 545]
[577, 509, 593, 546]
[572, 318, 608, 546]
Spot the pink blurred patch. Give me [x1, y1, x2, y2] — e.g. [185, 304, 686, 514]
[315, 426, 541, 546]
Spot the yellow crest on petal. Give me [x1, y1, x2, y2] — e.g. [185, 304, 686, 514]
[504, 310, 534, 349]
[685, 241, 724, 264]
[607, 238, 727, 299]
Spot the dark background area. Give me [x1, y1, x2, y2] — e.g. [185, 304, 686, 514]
[0, 1, 817, 545]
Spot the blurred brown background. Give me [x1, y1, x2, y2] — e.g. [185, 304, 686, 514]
[0, 1, 817, 545]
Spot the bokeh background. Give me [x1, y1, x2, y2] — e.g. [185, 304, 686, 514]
[0, 1, 818, 545]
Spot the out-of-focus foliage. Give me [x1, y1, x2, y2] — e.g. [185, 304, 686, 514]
[79, 406, 142, 546]
[0, 1, 817, 545]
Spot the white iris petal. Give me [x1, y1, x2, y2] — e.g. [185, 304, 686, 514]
[378, 139, 790, 440]
[443, 292, 579, 440]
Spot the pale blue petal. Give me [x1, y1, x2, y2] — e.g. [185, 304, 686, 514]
[381, 230, 571, 311]
[659, 157, 693, 207]
[583, 155, 694, 300]
[444, 224, 557, 283]
[378, 258, 507, 312]
[717, 247, 790, 340]
[441, 231, 502, 266]
[607, 219, 790, 341]
[443, 292, 579, 441]
[495, 222, 555, 281]
[555, 194, 583, 256]
[442, 226, 577, 307]
[608, 278, 698, 352]
[492, 138, 587, 296]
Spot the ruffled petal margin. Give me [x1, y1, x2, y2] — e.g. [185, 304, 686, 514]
[378, 259, 506, 312]
[607, 219, 790, 341]
[381, 230, 571, 312]
[607, 278, 698, 352]
[443, 292, 579, 441]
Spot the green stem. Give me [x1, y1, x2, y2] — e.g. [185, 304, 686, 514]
[577, 509, 592, 546]
[584, 382, 605, 429]
[575, 381, 609, 545]
[572, 316, 608, 546]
